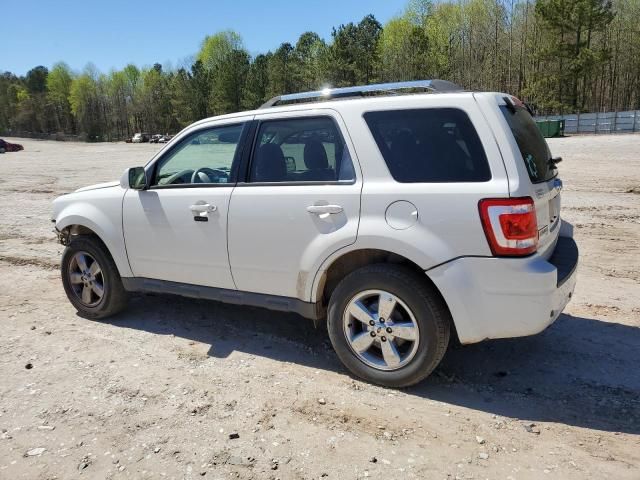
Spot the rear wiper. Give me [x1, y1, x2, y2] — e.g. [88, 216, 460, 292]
[548, 156, 562, 167]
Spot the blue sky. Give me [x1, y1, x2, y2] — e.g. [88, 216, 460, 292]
[2, 0, 406, 76]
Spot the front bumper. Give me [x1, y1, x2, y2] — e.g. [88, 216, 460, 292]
[427, 234, 578, 344]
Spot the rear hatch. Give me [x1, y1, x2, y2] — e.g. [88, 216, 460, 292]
[498, 100, 561, 256]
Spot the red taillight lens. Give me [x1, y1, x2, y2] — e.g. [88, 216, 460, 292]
[479, 197, 538, 256]
[498, 212, 537, 240]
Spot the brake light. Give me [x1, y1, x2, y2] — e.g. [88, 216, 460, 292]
[479, 197, 538, 256]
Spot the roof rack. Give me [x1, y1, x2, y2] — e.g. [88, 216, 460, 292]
[259, 79, 464, 109]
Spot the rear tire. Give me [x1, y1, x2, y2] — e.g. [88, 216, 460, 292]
[327, 264, 450, 387]
[61, 235, 128, 319]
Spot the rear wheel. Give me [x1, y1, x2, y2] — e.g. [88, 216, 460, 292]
[61, 235, 128, 319]
[327, 264, 450, 387]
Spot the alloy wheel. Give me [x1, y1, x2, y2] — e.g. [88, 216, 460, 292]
[342, 289, 420, 371]
[68, 251, 105, 307]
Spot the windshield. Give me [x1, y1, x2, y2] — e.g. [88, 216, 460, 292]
[500, 105, 557, 183]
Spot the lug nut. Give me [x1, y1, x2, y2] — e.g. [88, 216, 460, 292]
[386, 327, 392, 333]
[369, 320, 375, 326]
[370, 331, 376, 337]
[381, 336, 387, 342]
[380, 318, 385, 323]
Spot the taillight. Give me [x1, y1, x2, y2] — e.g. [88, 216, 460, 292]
[478, 197, 538, 256]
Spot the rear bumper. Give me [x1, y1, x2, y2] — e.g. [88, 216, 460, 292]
[427, 231, 578, 344]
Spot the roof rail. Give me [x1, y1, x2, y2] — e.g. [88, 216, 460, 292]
[259, 79, 464, 109]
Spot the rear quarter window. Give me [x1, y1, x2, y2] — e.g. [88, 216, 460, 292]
[363, 108, 491, 183]
[499, 105, 557, 183]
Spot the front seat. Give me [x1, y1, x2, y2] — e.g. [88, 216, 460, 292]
[253, 143, 287, 182]
[301, 140, 335, 181]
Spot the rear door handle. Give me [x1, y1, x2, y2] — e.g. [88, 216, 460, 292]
[306, 205, 343, 215]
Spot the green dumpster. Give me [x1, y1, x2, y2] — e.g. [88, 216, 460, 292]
[536, 120, 565, 138]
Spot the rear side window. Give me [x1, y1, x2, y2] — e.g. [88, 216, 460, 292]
[499, 105, 556, 183]
[249, 116, 355, 183]
[363, 108, 491, 183]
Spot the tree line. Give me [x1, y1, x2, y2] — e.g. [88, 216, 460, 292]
[1, 0, 637, 141]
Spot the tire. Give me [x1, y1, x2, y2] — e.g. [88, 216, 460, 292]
[327, 264, 451, 388]
[60, 235, 128, 319]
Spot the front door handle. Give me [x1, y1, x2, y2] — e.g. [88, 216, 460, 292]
[189, 203, 217, 213]
[306, 205, 343, 216]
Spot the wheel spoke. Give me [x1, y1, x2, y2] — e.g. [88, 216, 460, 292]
[348, 300, 376, 325]
[381, 339, 401, 368]
[89, 261, 101, 276]
[81, 285, 92, 304]
[75, 253, 89, 272]
[390, 322, 417, 341]
[69, 273, 83, 284]
[343, 289, 421, 372]
[377, 292, 397, 321]
[350, 332, 375, 353]
[91, 282, 104, 298]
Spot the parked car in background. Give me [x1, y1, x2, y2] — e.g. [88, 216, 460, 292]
[150, 134, 163, 144]
[158, 135, 173, 143]
[52, 80, 578, 387]
[0, 138, 24, 153]
[132, 133, 150, 143]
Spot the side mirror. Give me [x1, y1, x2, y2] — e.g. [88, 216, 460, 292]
[120, 167, 147, 190]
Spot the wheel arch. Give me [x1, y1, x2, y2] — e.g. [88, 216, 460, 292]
[56, 212, 132, 278]
[314, 248, 459, 342]
[315, 247, 444, 305]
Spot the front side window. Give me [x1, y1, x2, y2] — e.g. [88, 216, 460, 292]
[153, 123, 245, 186]
[364, 108, 491, 183]
[249, 117, 355, 183]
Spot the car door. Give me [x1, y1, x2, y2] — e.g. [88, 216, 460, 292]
[227, 110, 362, 300]
[122, 119, 252, 288]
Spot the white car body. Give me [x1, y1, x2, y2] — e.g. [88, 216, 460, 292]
[52, 87, 578, 345]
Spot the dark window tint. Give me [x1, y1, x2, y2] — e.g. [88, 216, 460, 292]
[364, 108, 491, 183]
[499, 105, 556, 183]
[249, 117, 355, 183]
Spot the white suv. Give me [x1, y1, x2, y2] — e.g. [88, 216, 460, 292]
[52, 80, 578, 387]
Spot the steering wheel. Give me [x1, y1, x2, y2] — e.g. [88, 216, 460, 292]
[191, 167, 228, 184]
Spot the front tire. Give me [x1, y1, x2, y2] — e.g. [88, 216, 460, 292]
[61, 235, 128, 319]
[327, 264, 451, 388]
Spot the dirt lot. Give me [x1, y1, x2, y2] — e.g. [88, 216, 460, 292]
[0, 135, 639, 479]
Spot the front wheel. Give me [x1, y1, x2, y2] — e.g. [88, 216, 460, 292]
[327, 264, 451, 388]
[61, 235, 128, 319]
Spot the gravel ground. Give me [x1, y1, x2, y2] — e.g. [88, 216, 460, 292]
[0, 135, 639, 479]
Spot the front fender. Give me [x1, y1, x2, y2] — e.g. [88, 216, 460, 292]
[53, 192, 132, 277]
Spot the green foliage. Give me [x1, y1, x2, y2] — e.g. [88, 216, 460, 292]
[69, 73, 104, 140]
[379, 17, 430, 81]
[295, 32, 328, 90]
[47, 62, 74, 132]
[330, 14, 383, 86]
[0, 1, 637, 140]
[531, 0, 615, 111]
[197, 30, 250, 115]
[25, 66, 48, 94]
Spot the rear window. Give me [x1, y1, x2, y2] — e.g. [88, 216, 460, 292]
[363, 108, 491, 183]
[499, 105, 557, 183]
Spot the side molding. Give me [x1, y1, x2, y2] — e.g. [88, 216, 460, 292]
[122, 278, 324, 320]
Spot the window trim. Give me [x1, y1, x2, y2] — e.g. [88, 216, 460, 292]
[361, 107, 492, 184]
[236, 115, 357, 186]
[146, 121, 251, 190]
